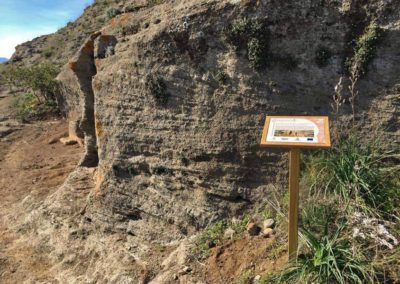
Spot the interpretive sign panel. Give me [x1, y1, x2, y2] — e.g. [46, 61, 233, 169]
[260, 115, 331, 261]
[260, 116, 331, 148]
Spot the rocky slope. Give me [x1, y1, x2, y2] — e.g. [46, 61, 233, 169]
[10, 0, 147, 66]
[4, 0, 400, 282]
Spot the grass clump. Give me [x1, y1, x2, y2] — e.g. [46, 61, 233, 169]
[193, 216, 250, 259]
[345, 20, 383, 76]
[145, 74, 169, 106]
[304, 135, 399, 215]
[266, 228, 372, 284]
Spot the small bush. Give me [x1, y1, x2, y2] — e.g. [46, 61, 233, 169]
[227, 18, 269, 70]
[43, 49, 53, 58]
[147, 0, 165, 7]
[145, 74, 169, 106]
[12, 92, 58, 120]
[248, 38, 267, 70]
[106, 7, 121, 20]
[266, 228, 372, 283]
[2, 64, 59, 102]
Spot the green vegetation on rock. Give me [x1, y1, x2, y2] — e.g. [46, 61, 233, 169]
[265, 228, 372, 284]
[145, 74, 169, 106]
[346, 20, 383, 76]
[227, 18, 269, 70]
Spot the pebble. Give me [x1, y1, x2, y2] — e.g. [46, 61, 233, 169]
[262, 228, 274, 238]
[263, 219, 275, 229]
[178, 266, 192, 275]
[223, 228, 235, 239]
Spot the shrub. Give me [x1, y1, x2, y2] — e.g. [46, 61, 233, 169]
[2, 64, 59, 102]
[43, 49, 53, 58]
[248, 38, 267, 70]
[106, 7, 121, 20]
[227, 18, 269, 70]
[147, 0, 165, 7]
[145, 74, 169, 106]
[266, 228, 373, 283]
[12, 92, 58, 120]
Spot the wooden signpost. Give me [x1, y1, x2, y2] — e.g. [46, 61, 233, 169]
[260, 116, 331, 261]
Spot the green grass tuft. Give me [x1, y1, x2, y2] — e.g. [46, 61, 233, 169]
[265, 228, 372, 284]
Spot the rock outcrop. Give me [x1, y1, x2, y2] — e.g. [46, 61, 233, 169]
[56, 0, 400, 241]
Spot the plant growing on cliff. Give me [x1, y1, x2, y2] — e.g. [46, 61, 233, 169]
[106, 7, 121, 20]
[345, 21, 383, 77]
[227, 18, 270, 70]
[343, 20, 383, 124]
[145, 74, 170, 106]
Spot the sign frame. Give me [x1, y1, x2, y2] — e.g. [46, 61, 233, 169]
[260, 116, 331, 149]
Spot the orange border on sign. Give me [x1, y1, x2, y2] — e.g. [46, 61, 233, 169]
[260, 116, 331, 149]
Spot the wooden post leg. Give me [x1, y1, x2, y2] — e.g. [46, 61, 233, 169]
[288, 148, 300, 261]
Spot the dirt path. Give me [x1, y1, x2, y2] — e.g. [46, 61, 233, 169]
[0, 89, 83, 282]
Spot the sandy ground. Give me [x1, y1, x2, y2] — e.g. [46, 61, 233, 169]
[0, 89, 83, 282]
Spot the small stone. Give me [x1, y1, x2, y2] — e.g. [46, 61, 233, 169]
[254, 275, 261, 281]
[263, 219, 275, 229]
[60, 137, 78, 145]
[48, 137, 58, 144]
[246, 223, 261, 236]
[224, 228, 235, 239]
[178, 266, 192, 275]
[262, 228, 274, 238]
[172, 273, 178, 280]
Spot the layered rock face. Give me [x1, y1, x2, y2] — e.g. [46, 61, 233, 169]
[57, 0, 400, 242]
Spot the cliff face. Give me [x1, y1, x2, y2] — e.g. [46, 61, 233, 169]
[56, 0, 400, 240]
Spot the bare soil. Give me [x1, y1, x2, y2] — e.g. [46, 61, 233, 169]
[0, 89, 83, 282]
[205, 236, 286, 283]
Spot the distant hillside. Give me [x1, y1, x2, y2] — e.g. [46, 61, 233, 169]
[9, 0, 145, 66]
[0, 58, 8, 63]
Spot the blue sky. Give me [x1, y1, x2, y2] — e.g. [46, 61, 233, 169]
[0, 0, 93, 58]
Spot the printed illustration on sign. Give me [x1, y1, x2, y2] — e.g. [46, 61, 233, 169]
[266, 118, 324, 143]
